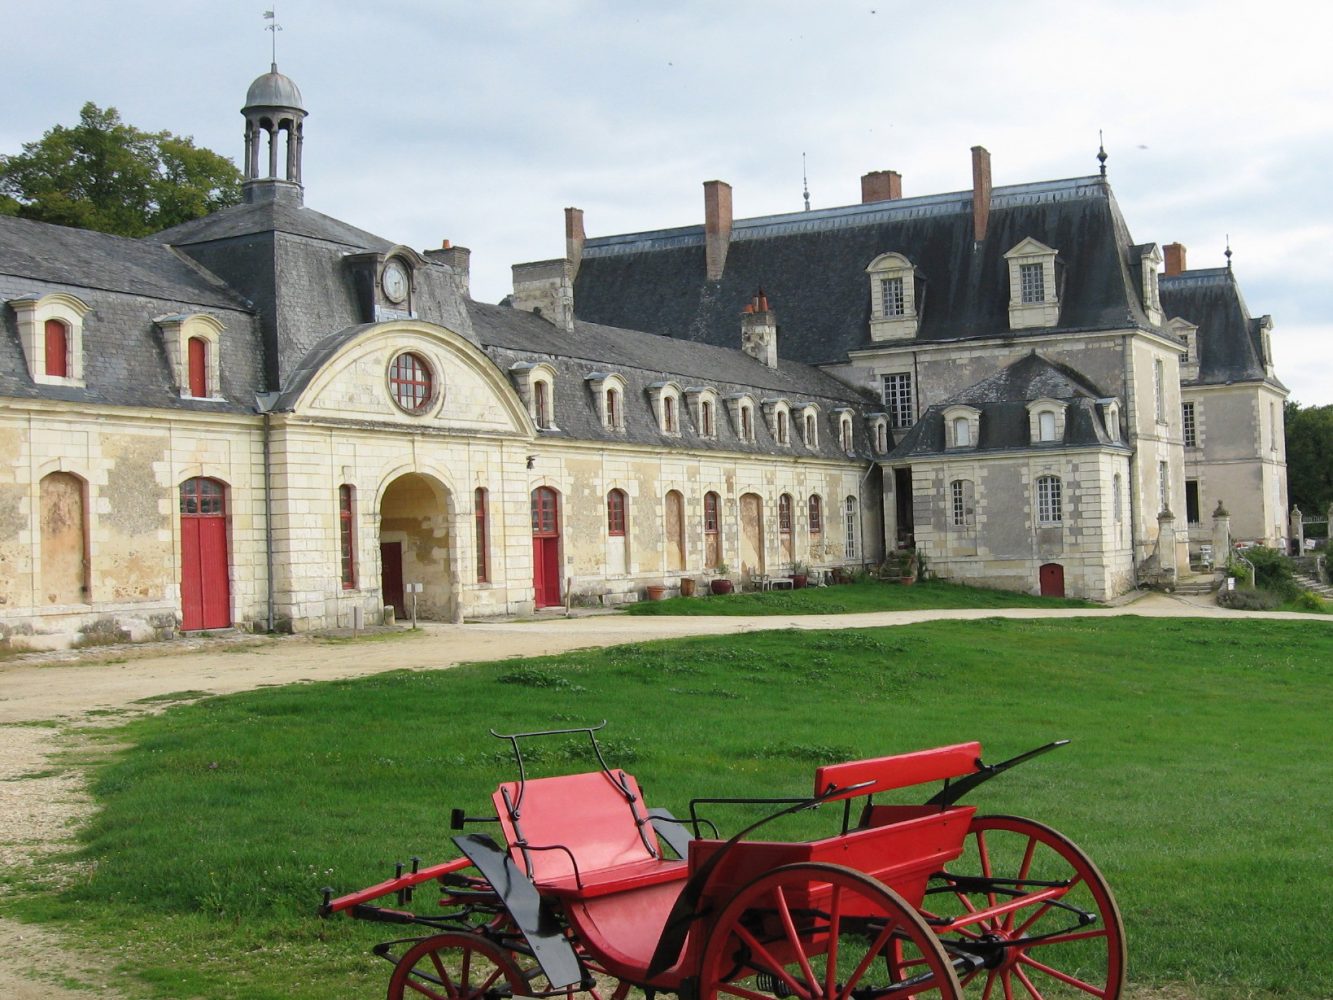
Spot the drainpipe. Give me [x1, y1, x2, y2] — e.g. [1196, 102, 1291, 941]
[257, 393, 278, 632]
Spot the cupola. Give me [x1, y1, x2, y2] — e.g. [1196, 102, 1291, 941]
[242, 63, 307, 203]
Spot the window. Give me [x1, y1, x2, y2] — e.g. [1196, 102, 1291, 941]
[390, 352, 433, 413]
[882, 373, 914, 429]
[779, 493, 793, 535]
[703, 490, 721, 569]
[951, 479, 975, 528]
[534, 378, 552, 429]
[606, 388, 620, 429]
[339, 485, 356, 588]
[808, 495, 823, 534]
[188, 336, 209, 398]
[704, 491, 720, 534]
[1038, 411, 1057, 442]
[607, 489, 627, 536]
[803, 409, 818, 448]
[1185, 479, 1200, 525]
[844, 496, 858, 559]
[1037, 475, 1062, 525]
[1154, 359, 1165, 423]
[741, 404, 753, 441]
[881, 276, 905, 317]
[40, 472, 89, 604]
[1113, 474, 1123, 523]
[776, 410, 789, 445]
[700, 399, 715, 437]
[474, 487, 489, 583]
[1182, 402, 1197, 447]
[44, 319, 69, 378]
[839, 414, 853, 452]
[1020, 262, 1045, 304]
[1269, 402, 1278, 452]
[953, 416, 970, 447]
[663, 395, 677, 433]
[875, 420, 888, 454]
[1159, 461, 1170, 513]
[531, 486, 558, 536]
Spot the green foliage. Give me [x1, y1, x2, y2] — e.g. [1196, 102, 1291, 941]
[1241, 546, 1302, 600]
[1284, 400, 1333, 518]
[0, 102, 241, 236]
[1291, 591, 1328, 613]
[1216, 587, 1280, 610]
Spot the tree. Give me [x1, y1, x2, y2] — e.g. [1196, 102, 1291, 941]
[0, 103, 241, 237]
[1284, 400, 1333, 522]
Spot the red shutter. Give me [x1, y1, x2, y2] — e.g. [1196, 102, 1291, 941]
[188, 337, 208, 397]
[44, 320, 68, 378]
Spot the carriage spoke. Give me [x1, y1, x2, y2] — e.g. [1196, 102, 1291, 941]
[404, 979, 451, 1000]
[1013, 965, 1046, 1000]
[835, 917, 899, 1000]
[824, 883, 843, 999]
[976, 831, 997, 911]
[773, 886, 820, 994]
[1002, 836, 1040, 933]
[734, 922, 813, 1000]
[1017, 953, 1107, 997]
[429, 949, 454, 995]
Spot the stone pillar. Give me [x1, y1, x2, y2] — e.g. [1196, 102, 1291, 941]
[1211, 501, 1231, 564]
[1289, 506, 1303, 556]
[1157, 509, 1178, 585]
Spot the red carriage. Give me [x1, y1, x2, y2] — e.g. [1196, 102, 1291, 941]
[320, 726, 1124, 1000]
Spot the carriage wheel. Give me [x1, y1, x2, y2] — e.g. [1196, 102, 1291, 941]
[928, 816, 1126, 1000]
[387, 931, 527, 1000]
[700, 862, 962, 1000]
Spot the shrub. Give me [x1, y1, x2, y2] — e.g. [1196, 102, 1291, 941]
[1241, 546, 1303, 599]
[1217, 587, 1281, 610]
[1293, 591, 1328, 613]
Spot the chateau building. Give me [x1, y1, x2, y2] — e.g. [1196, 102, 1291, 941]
[0, 67, 1287, 650]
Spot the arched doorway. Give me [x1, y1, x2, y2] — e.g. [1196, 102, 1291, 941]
[531, 487, 561, 607]
[739, 492, 765, 577]
[40, 472, 88, 605]
[379, 474, 455, 621]
[1039, 562, 1065, 597]
[665, 490, 685, 571]
[180, 477, 231, 630]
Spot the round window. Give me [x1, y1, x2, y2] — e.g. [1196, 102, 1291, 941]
[388, 352, 434, 413]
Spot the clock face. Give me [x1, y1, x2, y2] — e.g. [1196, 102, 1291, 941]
[381, 261, 409, 303]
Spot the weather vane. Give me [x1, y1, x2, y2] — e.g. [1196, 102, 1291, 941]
[264, 8, 282, 66]
[802, 152, 811, 212]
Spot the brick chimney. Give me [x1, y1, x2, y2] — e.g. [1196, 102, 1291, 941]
[511, 259, 574, 332]
[704, 180, 733, 281]
[971, 146, 991, 243]
[861, 170, 903, 203]
[1164, 242, 1187, 276]
[565, 207, 585, 279]
[423, 240, 472, 298]
[740, 289, 777, 368]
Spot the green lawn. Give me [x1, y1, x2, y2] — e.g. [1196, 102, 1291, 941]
[4, 617, 1330, 999]
[626, 578, 1099, 615]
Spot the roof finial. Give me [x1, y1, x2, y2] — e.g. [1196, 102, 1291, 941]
[1224, 234, 1233, 270]
[802, 152, 811, 212]
[264, 8, 282, 68]
[1097, 130, 1108, 178]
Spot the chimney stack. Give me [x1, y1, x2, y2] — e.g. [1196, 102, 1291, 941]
[861, 170, 903, 204]
[704, 180, 733, 281]
[971, 146, 991, 243]
[1164, 242, 1187, 276]
[565, 207, 585, 278]
[740, 289, 778, 368]
[511, 260, 575, 332]
[423, 241, 472, 298]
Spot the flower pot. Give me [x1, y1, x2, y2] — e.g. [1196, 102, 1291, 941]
[710, 579, 734, 595]
[679, 577, 697, 597]
[645, 584, 667, 601]
[899, 576, 915, 585]
[791, 574, 807, 589]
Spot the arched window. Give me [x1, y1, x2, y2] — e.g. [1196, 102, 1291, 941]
[44, 319, 69, 378]
[607, 489, 627, 536]
[1038, 410, 1057, 442]
[844, 496, 858, 559]
[1113, 474, 1123, 523]
[665, 489, 685, 571]
[188, 336, 209, 397]
[839, 416, 853, 452]
[804, 411, 818, 447]
[950, 479, 975, 528]
[777, 410, 789, 445]
[876, 421, 888, 454]
[474, 487, 489, 583]
[808, 495, 823, 534]
[606, 388, 620, 429]
[663, 395, 677, 433]
[1037, 475, 1063, 525]
[339, 485, 357, 588]
[389, 352, 433, 412]
[703, 490, 721, 568]
[700, 399, 715, 437]
[740, 404, 753, 441]
[779, 493, 793, 534]
[953, 416, 971, 447]
[40, 471, 88, 604]
[534, 379, 552, 429]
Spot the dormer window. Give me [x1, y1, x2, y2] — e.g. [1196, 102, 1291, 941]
[1005, 238, 1060, 329]
[511, 362, 558, 430]
[154, 312, 225, 400]
[1026, 399, 1067, 444]
[686, 387, 719, 439]
[801, 405, 820, 448]
[585, 372, 627, 431]
[835, 409, 855, 453]
[762, 398, 793, 446]
[10, 292, 90, 387]
[943, 405, 981, 449]
[777, 410, 789, 444]
[726, 394, 756, 442]
[869, 414, 890, 454]
[1100, 399, 1122, 442]
[1168, 318, 1200, 382]
[1140, 244, 1163, 325]
[648, 381, 683, 436]
[865, 252, 920, 341]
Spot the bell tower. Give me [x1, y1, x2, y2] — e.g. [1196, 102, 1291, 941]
[241, 63, 307, 204]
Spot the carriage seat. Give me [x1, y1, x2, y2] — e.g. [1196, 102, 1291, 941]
[812, 740, 982, 801]
[492, 770, 688, 899]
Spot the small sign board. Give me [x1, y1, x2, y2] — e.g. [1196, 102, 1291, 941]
[406, 583, 423, 594]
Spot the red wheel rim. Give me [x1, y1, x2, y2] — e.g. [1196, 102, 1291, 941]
[387, 932, 527, 1000]
[926, 816, 1126, 1000]
[700, 861, 962, 1000]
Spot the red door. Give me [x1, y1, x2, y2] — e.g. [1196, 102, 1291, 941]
[180, 478, 231, 630]
[1039, 562, 1065, 598]
[380, 542, 405, 619]
[531, 487, 561, 607]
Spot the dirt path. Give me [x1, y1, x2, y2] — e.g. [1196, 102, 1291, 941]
[1, 595, 1326, 997]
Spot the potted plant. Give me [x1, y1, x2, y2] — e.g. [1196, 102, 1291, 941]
[645, 583, 668, 601]
[710, 562, 734, 595]
[790, 560, 809, 589]
[888, 549, 918, 584]
[679, 576, 697, 597]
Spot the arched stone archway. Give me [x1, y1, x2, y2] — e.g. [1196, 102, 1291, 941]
[379, 473, 455, 622]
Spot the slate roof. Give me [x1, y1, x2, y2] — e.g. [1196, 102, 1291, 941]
[468, 301, 880, 458]
[1159, 268, 1283, 389]
[888, 352, 1122, 459]
[573, 177, 1158, 365]
[152, 190, 392, 251]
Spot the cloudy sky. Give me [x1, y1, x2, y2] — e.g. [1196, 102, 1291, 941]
[5, 1, 1330, 405]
